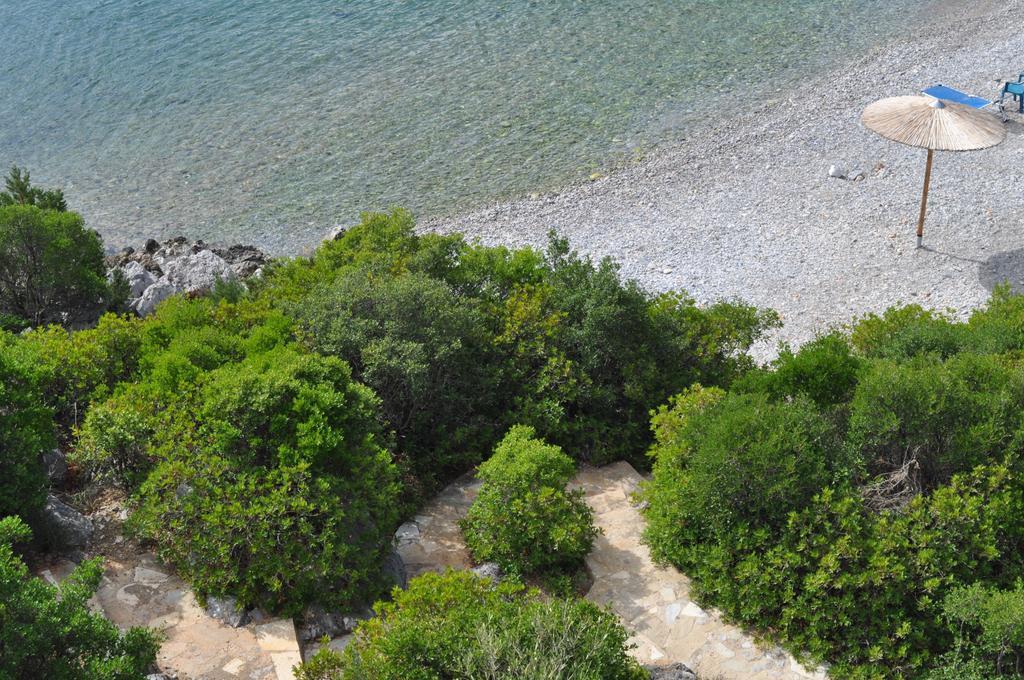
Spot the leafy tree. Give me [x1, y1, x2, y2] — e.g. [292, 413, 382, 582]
[461, 426, 597, 577]
[0, 205, 108, 326]
[0, 516, 159, 679]
[0, 166, 68, 212]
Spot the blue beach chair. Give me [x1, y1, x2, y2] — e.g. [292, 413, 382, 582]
[922, 83, 993, 109]
[923, 80, 1024, 121]
[999, 74, 1024, 114]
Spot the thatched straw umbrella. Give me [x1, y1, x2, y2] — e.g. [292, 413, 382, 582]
[861, 95, 1005, 247]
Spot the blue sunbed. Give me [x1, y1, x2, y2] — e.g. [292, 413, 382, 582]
[922, 84, 993, 109]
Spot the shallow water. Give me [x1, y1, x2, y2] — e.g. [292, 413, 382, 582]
[1, 0, 931, 252]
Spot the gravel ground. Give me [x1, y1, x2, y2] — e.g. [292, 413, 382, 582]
[422, 0, 1024, 361]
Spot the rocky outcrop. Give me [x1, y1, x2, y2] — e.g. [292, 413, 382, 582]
[382, 547, 408, 590]
[205, 595, 250, 628]
[106, 237, 269, 316]
[645, 663, 698, 680]
[297, 604, 373, 642]
[39, 494, 93, 549]
[470, 562, 502, 582]
[42, 449, 67, 485]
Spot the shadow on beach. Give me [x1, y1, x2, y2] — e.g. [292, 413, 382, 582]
[1001, 117, 1024, 136]
[979, 248, 1024, 292]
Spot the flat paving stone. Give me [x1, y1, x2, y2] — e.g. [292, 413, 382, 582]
[395, 460, 830, 679]
[577, 462, 827, 679]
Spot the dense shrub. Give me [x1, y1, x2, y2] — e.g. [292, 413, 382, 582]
[460, 426, 597, 577]
[733, 332, 862, 407]
[69, 299, 293, 486]
[259, 210, 777, 491]
[0, 334, 53, 519]
[72, 384, 160, 487]
[0, 515, 159, 679]
[294, 268, 501, 487]
[850, 304, 966, 361]
[0, 204, 109, 327]
[643, 389, 837, 557]
[846, 354, 1024, 495]
[296, 570, 646, 680]
[850, 288, 1024, 361]
[927, 582, 1024, 677]
[129, 347, 400, 614]
[643, 290, 1024, 678]
[21, 314, 143, 434]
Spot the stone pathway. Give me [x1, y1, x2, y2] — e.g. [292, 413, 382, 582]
[398, 462, 827, 680]
[574, 462, 824, 680]
[395, 472, 482, 579]
[40, 553, 301, 680]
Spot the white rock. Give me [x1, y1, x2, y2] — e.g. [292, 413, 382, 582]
[111, 260, 156, 298]
[133, 280, 176, 317]
[395, 522, 420, 542]
[162, 249, 235, 292]
[827, 164, 847, 179]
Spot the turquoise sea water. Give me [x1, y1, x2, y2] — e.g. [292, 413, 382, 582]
[1, 1, 930, 252]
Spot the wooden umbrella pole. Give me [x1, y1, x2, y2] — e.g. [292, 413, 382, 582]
[916, 148, 934, 248]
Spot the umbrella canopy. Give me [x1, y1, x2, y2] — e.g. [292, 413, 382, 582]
[861, 95, 1006, 246]
[862, 95, 1005, 150]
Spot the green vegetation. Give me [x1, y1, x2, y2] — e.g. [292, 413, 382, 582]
[0, 333, 53, 520]
[461, 425, 597, 578]
[27, 177, 1021, 677]
[260, 209, 776, 500]
[0, 166, 68, 211]
[642, 288, 1024, 678]
[295, 570, 646, 680]
[0, 168, 115, 329]
[0, 204, 767, 620]
[129, 344, 400, 614]
[0, 516, 159, 679]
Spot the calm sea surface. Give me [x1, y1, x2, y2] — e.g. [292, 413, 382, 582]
[1, 1, 931, 252]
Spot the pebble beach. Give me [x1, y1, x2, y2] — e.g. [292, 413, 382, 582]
[425, 0, 1024, 359]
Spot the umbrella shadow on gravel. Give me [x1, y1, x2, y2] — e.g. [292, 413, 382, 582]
[1000, 118, 1024, 136]
[979, 248, 1024, 293]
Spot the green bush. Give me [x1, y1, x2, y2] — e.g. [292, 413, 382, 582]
[643, 292, 1024, 677]
[259, 210, 776, 488]
[21, 313, 143, 434]
[533, 235, 778, 465]
[460, 426, 597, 577]
[130, 347, 400, 614]
[846, 354, 1024, 494]
[0, 204, 109, 327]
[734, 332, 862, 407]
[850, 305, 966, 361]
[72, 385, 159, 487]
[0, 515, 159, 679]
[296, 570, 646, 680]
[0, 334, 53, 519]
[644, 390, 837, 557]
[927, 582, 1024, 677]
[293, 268, 501, 490]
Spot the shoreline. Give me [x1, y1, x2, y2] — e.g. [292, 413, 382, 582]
[421, 0, 1024, 359]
